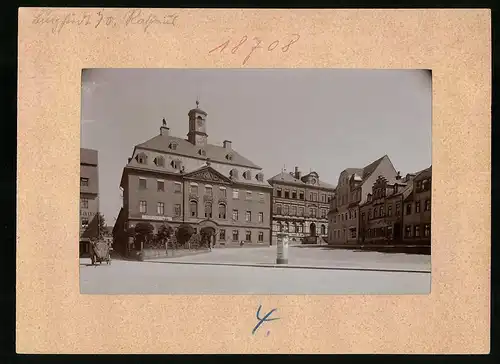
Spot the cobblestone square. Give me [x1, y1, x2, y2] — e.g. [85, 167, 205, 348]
[80, 246, 431, 294]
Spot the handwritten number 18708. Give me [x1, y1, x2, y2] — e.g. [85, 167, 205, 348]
[209, 34, 300, 65]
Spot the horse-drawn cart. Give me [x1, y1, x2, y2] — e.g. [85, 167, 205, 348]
[89, 239, 112, 265]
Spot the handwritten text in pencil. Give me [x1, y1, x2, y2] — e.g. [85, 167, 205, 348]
[31, 9, 179, 34]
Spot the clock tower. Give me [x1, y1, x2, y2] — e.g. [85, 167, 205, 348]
[187, 100, 208, 146]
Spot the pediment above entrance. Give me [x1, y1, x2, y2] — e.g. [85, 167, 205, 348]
[183, 166, 232, 184]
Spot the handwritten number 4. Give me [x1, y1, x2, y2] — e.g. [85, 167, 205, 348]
[252, 305, 279, 335]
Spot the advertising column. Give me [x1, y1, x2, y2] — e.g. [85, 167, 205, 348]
[276, 232, 289, 264]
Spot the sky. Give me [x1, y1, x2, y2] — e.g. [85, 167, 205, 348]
[81, 69, 432, 225]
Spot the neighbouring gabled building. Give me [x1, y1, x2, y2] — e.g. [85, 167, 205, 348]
[268, 167, 335, 245]
[327, 155, 397, 244]
[113, 101, 273, 256]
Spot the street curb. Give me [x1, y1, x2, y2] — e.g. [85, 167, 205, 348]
[146, 260, 431, 274]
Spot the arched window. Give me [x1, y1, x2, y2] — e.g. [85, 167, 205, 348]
[321, 224, 326, 235]
[204, 202, 212, 218]
[198, 149, 206, 156]
[255, 172, 264, 182]
[226, 154, 233, 161]
[190, 201, 198, 217]
[379, 206, 384, 216]
[218, 203, 226, 219]
[169, 142, 178, 150]
[136, 152, 147, 164]
[230, 169, 239, 179]
[243, 170, 251, 180]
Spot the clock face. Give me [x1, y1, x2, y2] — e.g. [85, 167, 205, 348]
[311, 178, 317, 184]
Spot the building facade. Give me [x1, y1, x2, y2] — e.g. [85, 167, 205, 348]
[402, 166, 432, 244]
[268, 167, 335, 245]
[358, 173, 415, 243]
[80, 148, 99, 255]
[113, 102, 273, 253]
[327, 155, 397, 244]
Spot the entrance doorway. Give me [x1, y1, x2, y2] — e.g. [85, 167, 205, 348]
[310, 223, 316, 237]
[393, 223, 401, 243]
[200, 226, 216, 248]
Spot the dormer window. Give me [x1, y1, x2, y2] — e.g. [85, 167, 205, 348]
[171, 159, 182, 170]
[136, 152, 147, 164]
[243, 170, 251, 180]
[154, 156, 165, 167]
[230, 169, 238, 179]
[226, 153, 233, 161]
[168, 142, 178, 150]
[198, 149, 206, 156]
[255, 172, 264, 182]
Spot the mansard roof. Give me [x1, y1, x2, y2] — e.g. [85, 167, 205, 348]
[136, 134, 261, 169]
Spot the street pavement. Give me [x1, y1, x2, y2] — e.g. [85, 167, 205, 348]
[157, 245, 431, 272]
[80, 246, 431, 294]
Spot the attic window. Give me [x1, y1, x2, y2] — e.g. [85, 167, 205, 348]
[243, 170, 251, 180]
[136, 152, 147, 164]
[169, 143, 178, 150]
[198, 149, 206, 156]
[255, 172, 264, 182]
[226, 154, 233, 161]
[154, 156, 165, 167]
[171, 160, 182, 170]
[230, 169, 238, 179]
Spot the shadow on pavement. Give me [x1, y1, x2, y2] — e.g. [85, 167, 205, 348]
[290, 244, 431, 255]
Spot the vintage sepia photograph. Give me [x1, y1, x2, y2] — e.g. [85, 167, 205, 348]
[80, 68, 432, 295]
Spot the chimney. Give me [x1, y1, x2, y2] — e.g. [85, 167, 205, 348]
[160, 125, 169, 136]
[294, 166, 301, 179]
[395, 171, 401, 180]
[223, 140, 232, 150]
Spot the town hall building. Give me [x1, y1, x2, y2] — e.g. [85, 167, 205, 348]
[113, 101, 273, 253]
